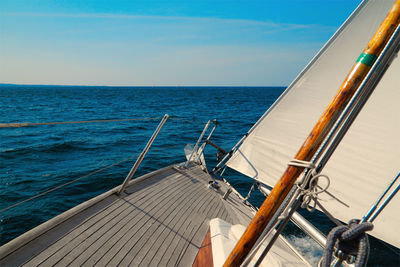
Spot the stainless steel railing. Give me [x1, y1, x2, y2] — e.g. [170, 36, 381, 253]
[184, 119, 219, 167]
[184, 120, 211, 167]
[194, 119, 218, 163]
[118, 114, 169, 195]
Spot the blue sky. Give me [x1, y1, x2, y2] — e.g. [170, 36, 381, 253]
[0, 0, 362, 86]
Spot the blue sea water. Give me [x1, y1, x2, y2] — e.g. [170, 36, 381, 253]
[0, 85, 398, 266]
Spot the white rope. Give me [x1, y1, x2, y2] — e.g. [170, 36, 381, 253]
[298, 174, 330, 212]
[288, 158, 344, 226]
[288, 159, 331, 211]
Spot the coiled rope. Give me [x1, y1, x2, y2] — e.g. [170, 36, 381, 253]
[320, 219, 374, 267]
[288, 159, 375, 266]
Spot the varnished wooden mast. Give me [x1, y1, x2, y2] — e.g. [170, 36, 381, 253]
[223, 1, 400, 266]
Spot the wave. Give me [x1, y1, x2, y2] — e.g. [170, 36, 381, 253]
[288, 235, 323, 266]
[0, 140, 95, 156]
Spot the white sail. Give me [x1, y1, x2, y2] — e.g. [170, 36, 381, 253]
[226, 0, 400, 248]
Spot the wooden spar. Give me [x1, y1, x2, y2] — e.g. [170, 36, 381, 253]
[223, 1, 400, 266]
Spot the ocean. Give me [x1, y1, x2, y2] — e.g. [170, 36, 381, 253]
[0, 85, 398, 266]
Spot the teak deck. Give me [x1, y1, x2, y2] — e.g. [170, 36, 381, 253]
[0, 164, 307, 266]
[0, 164, 255, 266]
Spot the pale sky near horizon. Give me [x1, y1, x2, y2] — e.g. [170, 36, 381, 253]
[1, 0, 362, 86]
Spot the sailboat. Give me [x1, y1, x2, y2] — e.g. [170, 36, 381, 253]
[1, 0, 400, 266]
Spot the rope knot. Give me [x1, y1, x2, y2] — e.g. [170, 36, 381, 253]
[288, 158, 326, 212]
[321, 219, 374, 267]
[297, 173, 330, 212]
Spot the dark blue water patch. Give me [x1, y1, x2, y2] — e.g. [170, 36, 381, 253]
[0, 85, 398, 266]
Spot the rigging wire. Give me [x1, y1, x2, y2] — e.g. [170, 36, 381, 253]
[0, 144, 186, 214]
[0, 116, 206, 128]
[0, 117, 163, 128]
[0, 115, 210, 214]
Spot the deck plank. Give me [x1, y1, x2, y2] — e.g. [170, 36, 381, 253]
[57, 173, 192, 266]
[24, 170, 180, 266]
[176, 198, 225, 266]
[140, 183, 218, 266]
[158, 191, 218, 265]
[103, 175, 201, 266]
[28, 172, 183, 266]
[82, 174, 189, 266]
[95, 170, 203, 266]
[121, 178, 206, 266]
[78, 179, 190, 266]
[78, 175, 185, 265]
[166, 193, 221, 266]
[2, 164, 270, 267]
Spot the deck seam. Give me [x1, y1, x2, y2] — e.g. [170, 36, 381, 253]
[128, 182, 206, 266]
[28, 172, 183, 266]
[57, 172, 193, 266]
[113, 175, 204, 266]
[167, 192, 220, 266]
[0, 165, 175, 262]
[136, 181, 214, 266]
[174, 195, 224, 266]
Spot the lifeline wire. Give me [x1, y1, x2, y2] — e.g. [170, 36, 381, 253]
[1, 116, 208, 213]
[0, 116, 206, 128]
[0, 144, 186, 213]
[0, 117, 163, 128]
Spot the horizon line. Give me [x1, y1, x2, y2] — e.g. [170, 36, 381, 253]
[0, 83, 287, 88]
